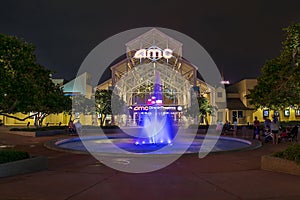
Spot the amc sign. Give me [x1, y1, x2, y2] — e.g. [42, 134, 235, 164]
[131, 105, 182, 112]
[133, 46, 173, 61]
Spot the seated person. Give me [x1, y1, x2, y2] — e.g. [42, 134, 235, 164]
[68, 120, 76, 134]
[223, 120, 230, 132]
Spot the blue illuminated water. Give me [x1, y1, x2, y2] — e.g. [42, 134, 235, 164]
[55, 135, 253, 154]
[135, 71, 176, 145]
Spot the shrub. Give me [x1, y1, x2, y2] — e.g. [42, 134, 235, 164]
[100, 125, 120, 129]
[188, 124, 209, 129]
[0, 149, 30, 164]
[10, 126, 68, 132]
[273, 144, 300, 165]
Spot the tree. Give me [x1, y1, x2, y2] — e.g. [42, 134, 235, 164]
[0, 33, 71, 126]
[95, 89, 126, 126]
[187, 95, 215, 125]
[134, 83, 177, 103]
[95, 89, 114, 126]
[247, 23, 300, 110]
[71, 94, 95, 121]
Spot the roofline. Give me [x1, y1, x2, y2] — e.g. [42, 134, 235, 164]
[110, 58, 128, 70]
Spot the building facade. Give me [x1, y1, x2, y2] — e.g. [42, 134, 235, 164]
[95, 28, 221, 126]
[224, 79, 300, 124]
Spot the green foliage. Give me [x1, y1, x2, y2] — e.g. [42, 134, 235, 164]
[95, 89, 126, 126]
[134, 83, 177, 101]
[273, 144, 300, 165]
[72, 95, 95, 115]
[186, 95, 216, 124]
[0, 33, 71, 124]
[95, 90, 113, 126]
[0, 149, 30, 164]
[247, 23, 300, 110]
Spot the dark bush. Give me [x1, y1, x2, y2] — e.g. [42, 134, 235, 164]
[10, 126, 68, 132]
[100, 125, 120, 129]
[0, 149, 30, 164]
[273, 144, 300, 165]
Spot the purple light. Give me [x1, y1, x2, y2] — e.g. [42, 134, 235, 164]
[133, 71, 176, 146]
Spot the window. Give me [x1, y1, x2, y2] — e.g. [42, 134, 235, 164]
[238, 111, 243, 118]
[232, 111, 237, 117]
[217, 112, 223, 121]
[232, 110, 243, 118]
[217, 92, 223, 98]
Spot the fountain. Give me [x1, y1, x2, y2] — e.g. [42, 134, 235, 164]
[134, 71, 176, 146]
[48, 68, 258, 158]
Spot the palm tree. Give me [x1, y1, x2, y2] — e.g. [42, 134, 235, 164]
[187, 95, 215, 125]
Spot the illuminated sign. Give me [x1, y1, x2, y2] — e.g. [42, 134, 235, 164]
[284, 109, 290, 117]
[263, 109, 269, 117]
[134, 46, 173, 61]
[133, 106, 149, 111]
[295, 109, 300, 117]
[132, 105, 182, 112]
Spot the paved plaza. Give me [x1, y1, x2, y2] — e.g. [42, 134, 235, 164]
[0, 127, 300, 200]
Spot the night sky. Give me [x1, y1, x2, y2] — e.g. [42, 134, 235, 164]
[1, 0, 300, 83]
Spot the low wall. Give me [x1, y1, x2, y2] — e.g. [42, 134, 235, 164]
[0, 156, 48, 177]
[261, 155, 300, 176]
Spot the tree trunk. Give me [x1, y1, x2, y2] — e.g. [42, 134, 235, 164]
[100, 114, 106, 127]
[69, 113, 73, 123]
[205, 115, 209, 126]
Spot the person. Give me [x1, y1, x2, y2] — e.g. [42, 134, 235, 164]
[68, 120, 75, 134]
[216, 120, 223, 131]
[233, 116, 237, 136]
[263, 117, 271, 136]
[74, 120, 82, 133]
[253, 116, 260, 139]
[270, 116, 280, 144]
[223, 120, 230, 132]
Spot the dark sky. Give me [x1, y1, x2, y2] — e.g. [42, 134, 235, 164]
[1, 0, 300, 83]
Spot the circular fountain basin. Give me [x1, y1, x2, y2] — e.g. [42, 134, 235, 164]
[47, 135, 260, 155]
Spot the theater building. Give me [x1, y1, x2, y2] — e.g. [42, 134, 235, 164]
[96, 28, 223, 126]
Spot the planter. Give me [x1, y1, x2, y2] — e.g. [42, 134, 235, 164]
[0, 156, 48, 177]
[261, 155, 300, 176]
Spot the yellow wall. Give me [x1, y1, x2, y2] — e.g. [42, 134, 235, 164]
[253, 108, 300, 123]
[1, 113, 70, 127]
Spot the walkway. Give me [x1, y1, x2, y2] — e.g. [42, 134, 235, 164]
[0, 127, 300, 200]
